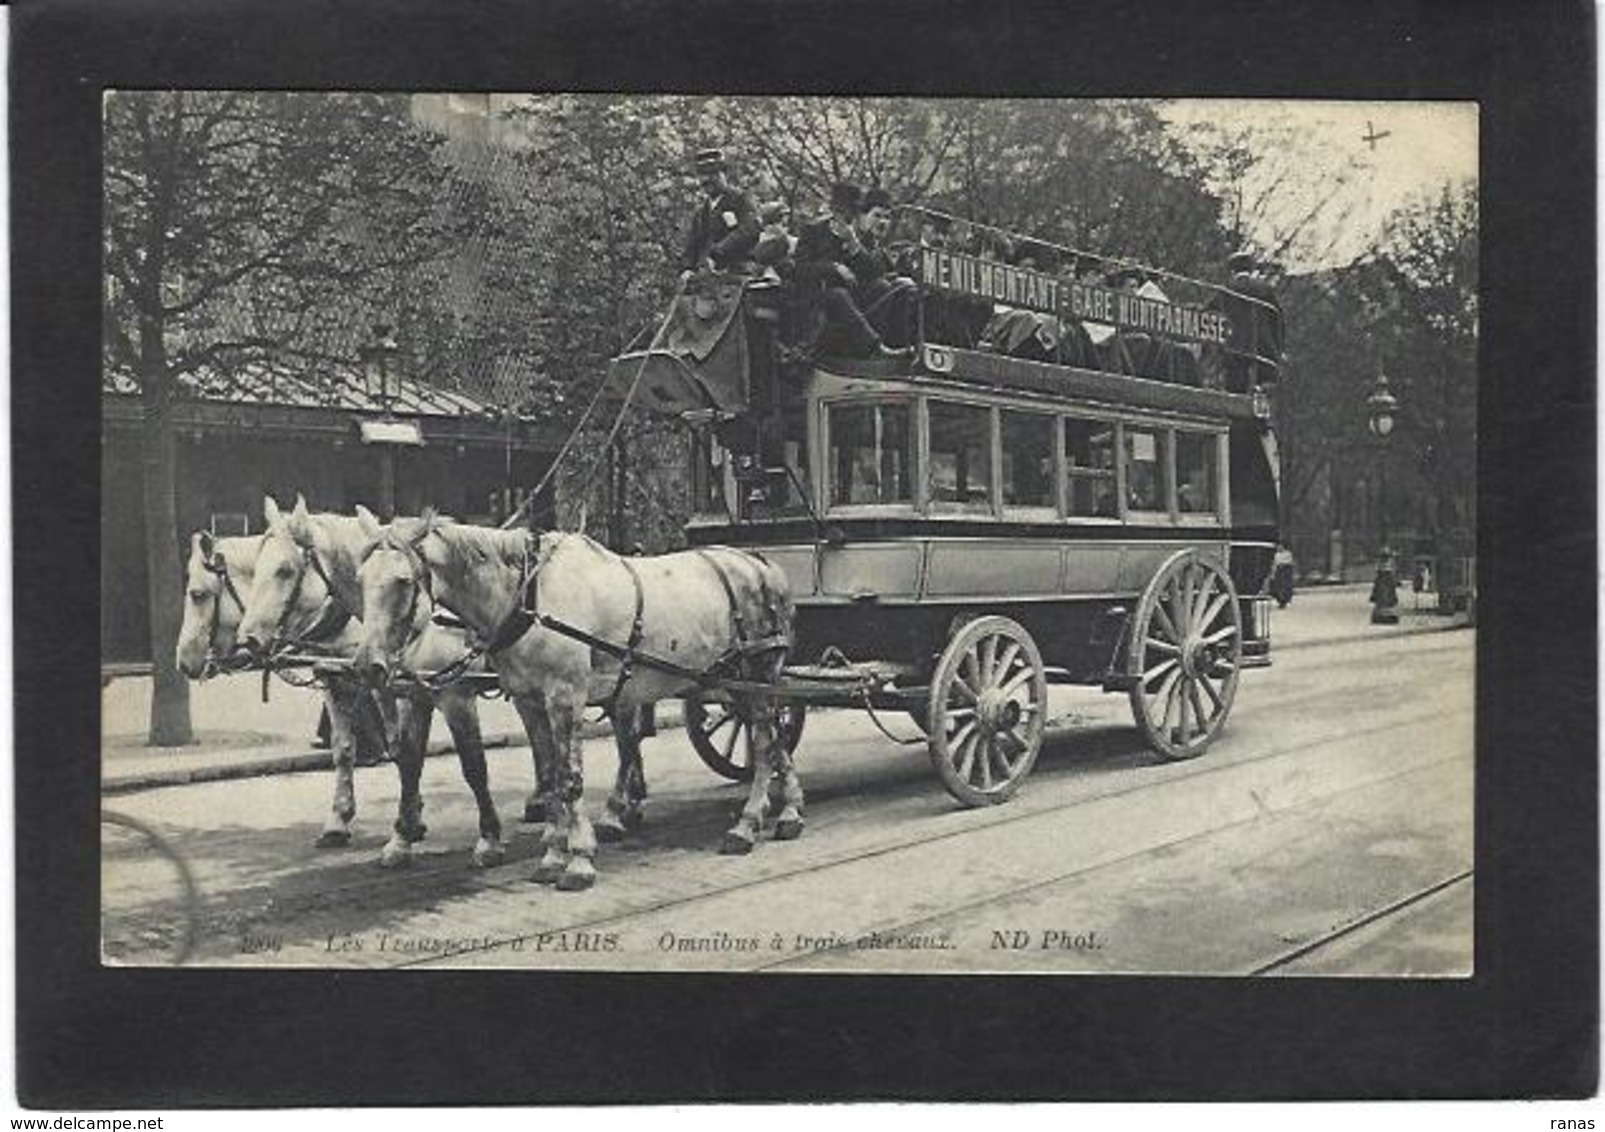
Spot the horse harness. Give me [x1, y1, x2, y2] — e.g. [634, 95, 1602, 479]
[267, 540, 355, 655]
[425, 532, 789, 707]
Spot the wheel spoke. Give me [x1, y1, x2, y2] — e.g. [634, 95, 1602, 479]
[1145, 636, 1180, 658]
[950, 675, 980, 705]
[1199, 591, 1231, 634]
[1156, 670, 1182, 731]
[1000, 666, 1036, 699]
[1202, 624, 1239, 647]
[1176, 680, 1193, 743]
[961, 650, 982, 693]
[947, 718, 977, 751]
[992, 641, 1022, 688]
[955, 731, 979, 784]
[1198, 669, 1224, 712]
[1151, 602, 1181, 644]
[1190, 569, 1215, 625]
[979, 636, 998, 686]
[977, 737, 994, 790]
[1189, 680, 1211, 733]
[721, 725, 741, 764]
[1143, 656, 1180, 685]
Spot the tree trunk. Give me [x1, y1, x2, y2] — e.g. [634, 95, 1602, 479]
[139, 377, 194, 746]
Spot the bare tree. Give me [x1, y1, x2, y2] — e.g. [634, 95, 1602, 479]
[104, 91, 456, 744]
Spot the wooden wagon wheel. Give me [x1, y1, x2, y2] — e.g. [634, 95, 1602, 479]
[927, 615, 1047, 807]
[1127, 550, 1242, 761]
[684, 699, 807, 783]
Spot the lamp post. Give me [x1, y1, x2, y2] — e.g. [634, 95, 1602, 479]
[1365, 368, 1400, 624]
[358, 323, 417, 521]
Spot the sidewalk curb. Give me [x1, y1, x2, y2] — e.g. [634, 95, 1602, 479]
[103, 704, 689, 796]
[1274, 616, 1471, 655]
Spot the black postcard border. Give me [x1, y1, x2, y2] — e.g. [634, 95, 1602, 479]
[11, 0, 1597, 1106]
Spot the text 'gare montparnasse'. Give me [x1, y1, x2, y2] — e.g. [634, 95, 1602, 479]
[918, 246, 1237, 346]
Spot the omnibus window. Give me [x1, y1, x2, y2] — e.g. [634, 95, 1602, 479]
[928, 402, 994, 511]
[1064, 418, 1117, 517]
[1125, 427, 1169, 513]
[828, 401, 914, 506]
[1175, 431, 1218, 515]
[1000, 411, 1055, 509]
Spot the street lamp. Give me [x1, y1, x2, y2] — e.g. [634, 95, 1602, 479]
[359, 323, 400, 418]
[1365, 368, 1400, 624]
[356, 322, 421, 520]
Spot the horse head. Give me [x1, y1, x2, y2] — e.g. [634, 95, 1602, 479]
[176, 529, 259, 678]
[353, 507, 449, 688]
[236, 493, 337, 660]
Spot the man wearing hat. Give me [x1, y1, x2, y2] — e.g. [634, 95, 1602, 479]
[1224, 248, 1283, 391]
[850, 186, 918, 348]
[792, 181, 910, 359]
[682, 148, 759, 276]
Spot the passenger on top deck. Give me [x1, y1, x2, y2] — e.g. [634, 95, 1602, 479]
[792, 181, 912, 361]
[851, 187, 919, 348]
[1077, 261, 1135, 376]
[1225, 248, 1283, 390]
[751, 200, 797, 280]
[681, 148, 760, 277]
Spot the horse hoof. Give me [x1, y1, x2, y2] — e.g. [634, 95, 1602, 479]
[314, 830, 352, 849]
[556, 861, 597, 892]
[472, 843, 506, 869]
[379, 844, 413, 869]
[522, 801, 548, 824]
[621, 809, 646, 832]
[594, 819, 626, 845]
[720, 830, 756, 856]
[774, 817, 805, 842]
[531, 860, 564, 885]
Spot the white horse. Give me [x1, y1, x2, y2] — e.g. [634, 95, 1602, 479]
[234, 495, 510, 867]
[353, 512, 801, 892]
[177, 528, 383, 838]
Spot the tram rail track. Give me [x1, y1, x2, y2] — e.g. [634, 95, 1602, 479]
[102, 643, 1473, 971]
[384, 706, 1470, 971]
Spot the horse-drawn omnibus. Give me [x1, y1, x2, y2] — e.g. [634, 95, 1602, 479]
[608, 207, 1283, 807]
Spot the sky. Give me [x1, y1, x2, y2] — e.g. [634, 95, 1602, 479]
[1160, 100, 1479, 271]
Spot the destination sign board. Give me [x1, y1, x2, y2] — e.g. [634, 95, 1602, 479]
[917, 247, 1234, 346]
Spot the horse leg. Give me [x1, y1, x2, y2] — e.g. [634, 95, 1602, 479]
[769, 723, 806, 842]
[596, 707, 643, 844]
[721, 697, 777, 855]
[379, 694, 431, 868]
[513, 695, 557, 826]
[439, 688, 504, 868]
[624, 736, 649, 831]
[514, 694, 567, 884]
[549, 687, 598, 892]
[315, 683, 360, 848]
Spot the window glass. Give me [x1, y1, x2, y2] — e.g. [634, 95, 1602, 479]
[928, 402, 993, 511]
[828, 401, 914, 506]
[1000, 412, 1056, 509]
[1064, 418, 1118, 517]
[1175, 431, 1218, 515]
[1124, 427, 1168, 512]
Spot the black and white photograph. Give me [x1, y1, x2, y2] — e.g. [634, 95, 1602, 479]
[98, 92, 1480, 975]
[11, 0, 1596, 1110]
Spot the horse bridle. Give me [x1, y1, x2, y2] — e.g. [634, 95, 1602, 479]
[260, 535, 354, 657]
[198, 548, 252, 676]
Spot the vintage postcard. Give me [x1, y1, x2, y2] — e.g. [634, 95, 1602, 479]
[99, 92, 1478, 975]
